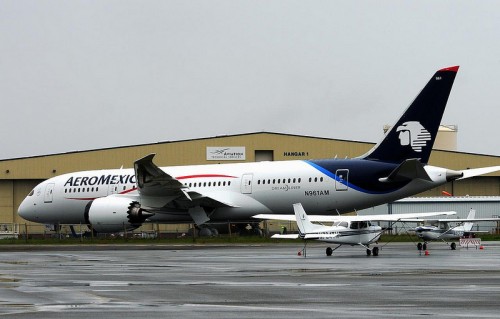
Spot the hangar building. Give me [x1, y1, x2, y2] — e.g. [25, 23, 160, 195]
[1, 132, 500, 235]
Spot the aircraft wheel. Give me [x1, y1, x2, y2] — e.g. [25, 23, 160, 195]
[372, 247, 379, 257]
[417, 243, 423, 251]
[450, 242, 456, 250]
[423, 243, 427, 250]
[326, 247, 333, 256]
[366, 249, 371, 256]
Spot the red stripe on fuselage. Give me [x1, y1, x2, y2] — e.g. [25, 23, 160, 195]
[176, 174, 237, 180]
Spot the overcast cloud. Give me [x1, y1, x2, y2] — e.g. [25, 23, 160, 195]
[1, 1, 499, 159]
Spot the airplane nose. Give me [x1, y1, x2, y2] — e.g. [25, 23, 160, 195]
[18, 195, 36, 221]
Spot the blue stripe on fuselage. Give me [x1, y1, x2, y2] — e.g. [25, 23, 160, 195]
[304, 159, 409, 194]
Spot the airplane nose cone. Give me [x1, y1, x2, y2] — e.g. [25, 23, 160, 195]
[18, 196, 36, 221]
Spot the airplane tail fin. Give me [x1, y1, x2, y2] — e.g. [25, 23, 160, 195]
[362, 66, 459, 164]
[293, 203, 321, 235]
[463, 209, 476, 232]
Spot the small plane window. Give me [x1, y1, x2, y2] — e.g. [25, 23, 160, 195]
[228, 181, 231, 186]
[203, 182, 206, 187]
[338, 221, 348, 228]
[268, 179, 270, 184]
[309, 177, 312, 182]
[293, 178, 296, 183]
[263, 180, 266, 185]
[320, 177, 324, 182]
[314, 177, 318, 182]
[298, 178, 301, 183]
[288, 178, 291, 183]
[277, 179, 281, 184]
[273, 179, 275, 184]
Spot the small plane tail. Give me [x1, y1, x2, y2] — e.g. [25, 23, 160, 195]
[463, 209, 476, 232]
[362, 66, 459, 164]
[293, 203, 321, 235]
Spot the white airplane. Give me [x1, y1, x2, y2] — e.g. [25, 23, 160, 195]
[256, 203, 456, 256]
[412, 209, 500, 250]
[17, 66, 500, 233]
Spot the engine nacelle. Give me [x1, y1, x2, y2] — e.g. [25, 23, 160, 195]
[85, 196, 152, 233]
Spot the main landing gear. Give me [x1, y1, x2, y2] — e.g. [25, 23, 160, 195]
[417, 242, 457, 250]
[417, 242, 427, 251]
[368, 246, 379, 256]
[325, 245, 379, 257]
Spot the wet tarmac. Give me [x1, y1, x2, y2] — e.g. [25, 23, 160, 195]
[1, 242, 500, 318]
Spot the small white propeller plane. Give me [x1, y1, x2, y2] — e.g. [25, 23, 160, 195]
[410, 209, 500, 250]
[254, 203, 456, 257]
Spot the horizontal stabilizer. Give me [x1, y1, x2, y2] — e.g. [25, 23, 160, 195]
[379, 159, 431, 183]
[304, 234, 323, 240]
[458, 166, 500, 180]
[271, 234, 300, 239]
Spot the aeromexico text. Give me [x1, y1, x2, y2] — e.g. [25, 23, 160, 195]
[64, 174, 136, 187]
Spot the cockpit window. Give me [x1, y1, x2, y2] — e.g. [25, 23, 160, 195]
[28, 189, 34, 196]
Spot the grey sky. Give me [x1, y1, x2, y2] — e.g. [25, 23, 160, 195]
[1, 1, 499, 159]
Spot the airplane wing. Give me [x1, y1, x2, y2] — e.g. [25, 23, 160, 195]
[134, 154, 237, 216]
[254, 211, 456, 223]
[402, 217, 500, 223]
[134, 153, 188, 198]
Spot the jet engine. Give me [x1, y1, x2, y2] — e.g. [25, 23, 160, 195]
[85, 196, 153, 233]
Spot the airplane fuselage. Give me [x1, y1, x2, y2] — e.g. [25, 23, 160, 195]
[311, 224, 383, 246]
[415, 225, 468, 241]
[19, 158, 452, 226]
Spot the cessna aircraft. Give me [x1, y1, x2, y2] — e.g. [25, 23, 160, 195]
[412, 209, 500, 250]
[256, 203, 456, 256]
[17, 66, 500, 233]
